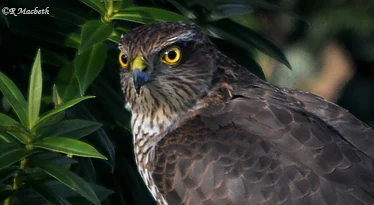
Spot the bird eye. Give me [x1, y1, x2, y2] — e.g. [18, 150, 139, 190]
[119, 52, 129, 68]
[161, 46, 181, 65]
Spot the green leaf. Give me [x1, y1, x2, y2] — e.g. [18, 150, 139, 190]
[79, 20, 113, 54]
[0, 72, 28, 127]
[80, 0, 106, 15]
[6, 132, 28, 144]
[55, 62, 81, 102]
[55, 82, 81, 103]
[94, 129, 115, 165]
[14, 190, 47, 205]
[55, 62, 76, 86]
[0, 143, 28, 170]
[122, 0, 132, 7]
[65, 33, 81, 49]
[41, 119, 102, 139]
[88, 183, 114, 202]
[0, 125, 25, 134]
[206, 19, 292, 69]
[35, 112, 65, 132]
[75, 43, 107, 96]
[111, 7, 190, 24]
[108, 29, 122, 44]
[0, 132, 16, 144]
[104, 0, 114, 15]
[0, 186, 14, 202]
[28, 49, 43, 129]
[30, 158, 101, 205]
[46, 180, 113, 203]
[0, 113, 21, 126]
[92, 79, 131, 131]
[69, 102, 115, 164]
[33, 137, 107, 159]
[33, 152, 78, 166]
[0, 166, 18, 183]
[42, 96, 53, 106]
[24, 167, 52, 182]
[36, 96, 95, 127]
[28, 178, 72, 205]
[105, 0, 132, 14]
[113, 0, 129, 12]
[77, 158, 96, 182]
[210, 38, 265, 79]
[0, 114, 27, 143]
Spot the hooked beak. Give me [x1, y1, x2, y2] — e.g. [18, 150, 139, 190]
[132, 56, 150, 94]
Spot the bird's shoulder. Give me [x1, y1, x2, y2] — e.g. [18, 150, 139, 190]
[152, 79, 374, 205]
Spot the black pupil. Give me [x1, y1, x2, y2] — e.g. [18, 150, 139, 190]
[168, 51, 177, 60]
[121, 55, 128, 63]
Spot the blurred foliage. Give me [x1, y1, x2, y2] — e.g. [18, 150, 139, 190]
[258, 0, 374, 126]
[0, 0, 292, 204]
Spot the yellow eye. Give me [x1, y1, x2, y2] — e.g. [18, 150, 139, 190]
[119, 52, 129, 68]
[161, 46, 181, 65]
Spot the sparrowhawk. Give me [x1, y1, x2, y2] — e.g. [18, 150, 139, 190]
[118, 22, 374, 205]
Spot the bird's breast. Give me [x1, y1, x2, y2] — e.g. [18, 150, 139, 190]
[132, 111, 176, 205]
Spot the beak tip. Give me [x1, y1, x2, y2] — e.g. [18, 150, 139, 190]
[135, 85, 141, 95]
[133, 68, 151, 95]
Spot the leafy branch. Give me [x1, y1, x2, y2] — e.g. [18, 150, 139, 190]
[0, 50, 108, 205]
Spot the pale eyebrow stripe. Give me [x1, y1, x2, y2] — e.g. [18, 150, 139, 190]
[166, 31, 195, 43]
[146, 31, 196, 54]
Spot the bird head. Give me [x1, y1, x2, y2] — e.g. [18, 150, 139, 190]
[118, 22, 217, 116]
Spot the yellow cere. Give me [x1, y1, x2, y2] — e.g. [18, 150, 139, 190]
[132, 56, 147, 72]
[119, 52, 129, 68]
[162, 46, 181, 65]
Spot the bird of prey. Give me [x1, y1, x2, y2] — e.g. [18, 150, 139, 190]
[118, 22, 374, 205]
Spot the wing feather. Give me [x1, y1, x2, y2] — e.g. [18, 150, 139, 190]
[152, 82, 374, 205]
[287, 89, 374, 159]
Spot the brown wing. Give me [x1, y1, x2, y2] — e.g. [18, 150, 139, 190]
[152, 83, 374, 205]
[286, 89, 374, 159]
